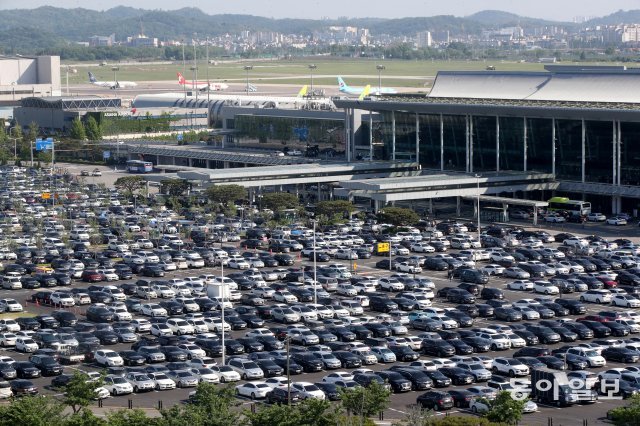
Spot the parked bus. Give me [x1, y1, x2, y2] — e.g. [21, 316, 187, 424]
[126, 160, 153, 174]
[547, 197, 591, 216]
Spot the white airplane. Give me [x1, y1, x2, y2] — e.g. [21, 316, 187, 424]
[88, 72, 137, 89]
[338, 76, 396, 96]
[177, 72, 228, 92]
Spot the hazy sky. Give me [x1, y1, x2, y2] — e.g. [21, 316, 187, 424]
[0, 0, 636, 21]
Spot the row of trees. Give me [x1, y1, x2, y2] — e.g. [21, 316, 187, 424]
[3, 370, 526, 426]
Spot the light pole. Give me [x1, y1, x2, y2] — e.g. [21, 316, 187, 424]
[311, 219, 318, 304]
[389, 240, 393, 272]
[376, 64, 385, 95]
[244, 65, 253, 95]
[8, 127, 19, 162]
[190, 65, 198, 129]
[220, 259, 226, 365]
[111, 66, 119, 88]
[475, 174, 481, 241]
[308, 64, 317, 95]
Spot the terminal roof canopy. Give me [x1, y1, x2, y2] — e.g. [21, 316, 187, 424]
[428, 69, 640, 104]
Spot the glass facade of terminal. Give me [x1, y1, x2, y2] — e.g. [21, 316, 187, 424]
[377, 112, 640, 186]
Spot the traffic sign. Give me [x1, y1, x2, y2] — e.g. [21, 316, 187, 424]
[103, 151, 111, 159]
[376, 242, 390, 253]
[42, 192, 50, 199]
[35, 138, 53, 151]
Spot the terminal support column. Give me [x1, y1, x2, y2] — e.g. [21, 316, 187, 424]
[465, 115, 470, 173]
[469, 115, 474, 173]
[440, 114, 444, 171]
[392, 111, 396, 161]
[369, 111, 373, 161]
[415, 114, 420, 164]
[581, 119, 586, 183]
[344, 108, 351, 162]
[612, 120, 617, 186]
[551, 118, 556, 176]
[496, 116, 500, 172]
[617, 121, 622, 186]
[523, 117, 528, 172]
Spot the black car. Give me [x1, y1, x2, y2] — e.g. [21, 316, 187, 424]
[388, 345, 420, 362]
[16, 317, 41, 330]
[375, 371, 412, 393]
[388, 367, 434, 390]
[272, 357, 303, 375]
[0, 362, 16, 380]
[421, 339, 456, 357]
[562, 322, 595, 339]
[438, 367, 475, 385]
[444, 311, 474, 327]
[480, 287, 504, 300]
[513, 347, 551, 357]
[117, 350, 145, 366]
[353, 373, 390, 390]
[95, 330, 119, 345]
[549, 326, 579, 342]
[448, 339, 474, 355]
[290, 353, 324, 372]
[314, 382, 341, 400]
[331, 351, 361, 369]
[494, 307, 523, 322]
[85, 306, 114, 323]
[14, 361, 41, 379]
[141, 264, 165, 277]
[266, 386, 302, 405]
[447, 389, 475, 408]
[515, 357, 546, 370]
[511, 329, 540, 346]
[369, 296, 398, 313]
[601, 321, 631, 337]
[461, 336, 492, 352]
[10, 379, 38, 396]
[417, 391, 454, 411]
[256, 359, 284, 377]
[577, 320, 612, 337]
[537, 355, 566, 370]
[455, 304, 479, 318]
[602, 347, 640, 363]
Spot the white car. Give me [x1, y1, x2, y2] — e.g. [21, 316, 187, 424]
[507, 280, 534, 291]
[152, 285, 176, 299]
[147, 372, 177, 390]
[228, 258, 250, 270]
[481, 264, 505, 276]
[612, 294, 640, 308]
[228, 359, 264, 380]
[491, 358, 530, 377]
[103, 375, 134, 396]
[72, 293, 92, 305]
[291, 382, 326, 400]
[544, 214, 566, 223]
[323, 371, 354, 383]
[587, 212, 607, 222]
[190, 367, 220, 384]
[95, 350, 124, 367]
[533, 281, 559, 295]
[150, 323, 173, 337]
[379, 278, 404, 291]
[130, 319, 152, 333]
[512, 299, 541, 308]
[396, 262, 422, 274]
[141, 303, 167, 317]
[211, 366, 241, 383]
[410, 242, 435, 253]
[0, 299, 22, 312]
[511, 306, 540, 320]
[580, 289, 613, 304]
[166, 319, 195, 335]
[125, 372, 156, 393]
[273, 291, 298, 304]
[607, 217, 628, 226]
[236, 382, 271, 399]
[0, 333, 16, 347]
[15, 337, 38, 353]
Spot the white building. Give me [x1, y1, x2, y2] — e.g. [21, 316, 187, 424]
[0, 55, 60, 105]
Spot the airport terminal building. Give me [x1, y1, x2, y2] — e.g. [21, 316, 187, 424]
[334, 66, 640, 215]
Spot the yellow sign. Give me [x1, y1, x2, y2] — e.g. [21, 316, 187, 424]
[376, 242, 390, 253]
[353, 262, 357, 270]
[42, 192, 50, 199]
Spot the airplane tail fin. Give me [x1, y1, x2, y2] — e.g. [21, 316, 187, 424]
[177, 72, 186, 85]
[337, 76, 347, 91]
[88, 72, 97, 83]
[297, 85, 308, 98]
[358, 85, 371, 101]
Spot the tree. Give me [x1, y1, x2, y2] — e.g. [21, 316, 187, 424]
[160, 383, 242, 426]
[608, 393, 640, 426]
[0, 395, 66, 426]
[114, 175, 145, 197]
[484, 391, 526, 424]
[206, 184, 247, 206]
[64, 410, 107, 426]
[340, 381, 391, 418]
[69, 118, 87, 140]
[315, 200, 356, 219]
[84, 116, 102, 141]
[106, 409, 159, 426]
[161, 179, 192, 197]
[63, 371, 104, 414]
[246, 399, 336, 426]
[377, 207, 420, 227]
[261, 192, 299, 212]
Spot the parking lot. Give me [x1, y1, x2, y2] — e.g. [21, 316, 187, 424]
[1, 164, 640, 425]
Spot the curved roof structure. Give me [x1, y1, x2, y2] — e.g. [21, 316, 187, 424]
[429, 70, 640, 104]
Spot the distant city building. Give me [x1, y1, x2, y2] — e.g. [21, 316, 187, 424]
[89, 34, 115, 47]
[416, 31, 432, 48]
[128, 34, 158, 47]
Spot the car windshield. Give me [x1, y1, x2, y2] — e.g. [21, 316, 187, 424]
[585, 351, 598, 357]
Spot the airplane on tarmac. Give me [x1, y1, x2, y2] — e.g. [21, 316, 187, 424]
[177, 72, 229, 91]
[337, 76, 396, 96]
[88, 72, 137, 89]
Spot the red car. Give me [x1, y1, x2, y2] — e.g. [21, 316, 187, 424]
[81, 270, 104, 282]
[577, 315, 610, 323]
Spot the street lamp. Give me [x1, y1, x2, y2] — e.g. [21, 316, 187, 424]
[190, 65, 198, 129]
[111, 66, 119, 87]
[308, 64, 317, 95]
[376, 64, 386, 95]
[475, 174, 482, 241]
[244, 65, 253, 95]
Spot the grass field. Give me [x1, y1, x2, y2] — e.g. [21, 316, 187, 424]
[65, 58, 555, 88]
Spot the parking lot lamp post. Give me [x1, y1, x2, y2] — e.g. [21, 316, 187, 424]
[311, 219, 318, 305]
[389, 240, 393, 272]
[376, 64, 385, 95]
[475, 174, 481, 241]
[220, 260, 225, 365]
[244, 65, 253, 95]
[286, 336, 291, 406]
